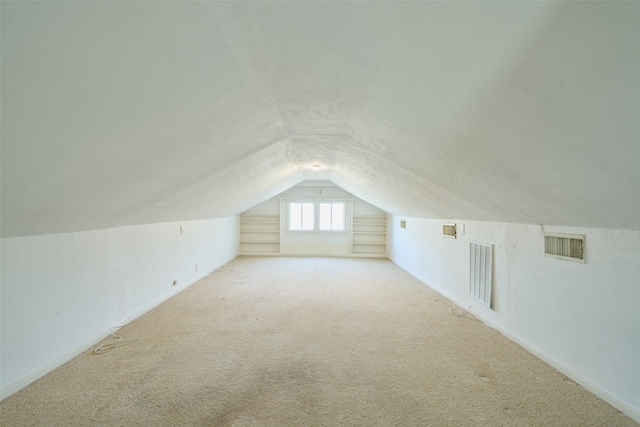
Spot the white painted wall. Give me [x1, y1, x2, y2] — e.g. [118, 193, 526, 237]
[245, 181, 385, 256]
[0, 217, 239, 398]
[387, 216, 640, 422]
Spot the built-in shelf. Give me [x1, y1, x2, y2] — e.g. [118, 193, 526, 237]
[352, 215, 386, 256]
[240, 214, 280, 255]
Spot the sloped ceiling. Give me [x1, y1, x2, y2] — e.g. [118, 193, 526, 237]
[1, 2, 639, 237]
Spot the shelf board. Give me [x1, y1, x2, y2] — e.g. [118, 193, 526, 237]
[241, 221, 280, 224]
[239, 252, 281, 255]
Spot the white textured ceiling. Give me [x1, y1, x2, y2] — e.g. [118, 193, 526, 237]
[1, 2, 639, 237]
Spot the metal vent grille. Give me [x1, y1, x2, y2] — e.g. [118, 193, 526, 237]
[443, 223, 456, 238]
[544, 233, 584, 262]
[470, 241, 492, 308]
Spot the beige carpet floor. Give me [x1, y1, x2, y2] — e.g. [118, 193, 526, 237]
[1, 256, 636, 426]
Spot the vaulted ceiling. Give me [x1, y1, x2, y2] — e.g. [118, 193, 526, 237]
[2, 1, 639, 237]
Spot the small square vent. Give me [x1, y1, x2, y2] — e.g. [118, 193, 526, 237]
[544, 232, 584, 263]
[443, 223, 456, 238]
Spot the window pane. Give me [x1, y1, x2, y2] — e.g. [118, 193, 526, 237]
[289, 203, 302, 230]
[331, 203, 345, 230]
[319, 203, 332, 230]
[301, 202, 314, 230]
[291, 201, 345, 232]
[319, 202, 345, 231]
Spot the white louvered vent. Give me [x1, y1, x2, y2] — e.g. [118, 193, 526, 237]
[470, 241, 493, 308]
[544, 233, 584, 263]
[443, 223, 456, 238]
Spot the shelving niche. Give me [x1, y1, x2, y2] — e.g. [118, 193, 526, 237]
[352, 215, 386, 256]
[240, 214, 280, 255]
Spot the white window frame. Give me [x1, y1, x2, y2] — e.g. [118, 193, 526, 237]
[288, 201, 316, 231]
[282, 198, 352, 234]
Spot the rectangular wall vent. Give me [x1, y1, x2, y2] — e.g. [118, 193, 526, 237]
[470, 241, 493, 308]
[443, 223, 456, 238]
[544, 233, 584, 263]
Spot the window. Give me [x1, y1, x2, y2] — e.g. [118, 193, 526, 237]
[289, 202, 315, 231]
[319, 202, 345, 231]
[286, 200, 348, 232]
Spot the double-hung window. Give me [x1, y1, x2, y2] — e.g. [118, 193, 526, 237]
[318, 202, 345, 231]
[287, 200, 348, 232]
[289, 202, 315, 231]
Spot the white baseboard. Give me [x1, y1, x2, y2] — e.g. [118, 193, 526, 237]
[390, 260, 640, 424]
[0, 327, 112, 401]
[493, 322, 640, 424]
[240, 252, 387, 258]
[0, 264, 227, 402]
